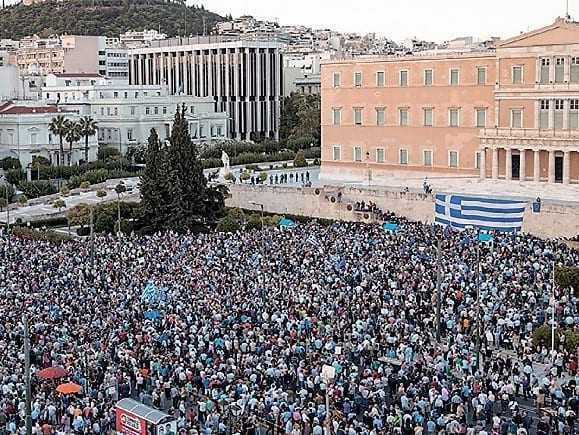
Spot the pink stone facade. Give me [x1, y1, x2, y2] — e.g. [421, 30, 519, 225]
[321, 19, 579, 185]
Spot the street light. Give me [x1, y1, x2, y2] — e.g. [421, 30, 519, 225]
[115, 182, 127, 238]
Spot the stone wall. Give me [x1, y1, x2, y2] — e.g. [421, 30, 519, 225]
[225, 184, 579, 239]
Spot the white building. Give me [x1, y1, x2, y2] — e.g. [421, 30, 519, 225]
[0, 101, 98, 167]
[42, 74, 229, 154]
[129, 37, 284, 141]
[0, 66, 45, 101]
[120, 30, 167, 49]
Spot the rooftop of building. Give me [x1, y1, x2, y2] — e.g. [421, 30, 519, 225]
[0, 102, 68, 115]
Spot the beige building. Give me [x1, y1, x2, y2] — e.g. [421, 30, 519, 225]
[321, 18, 579, 185]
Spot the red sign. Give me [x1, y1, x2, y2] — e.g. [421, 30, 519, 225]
[115, 407, 147, 435]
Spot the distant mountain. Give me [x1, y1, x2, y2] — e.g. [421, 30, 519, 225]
[0, 0, 225, 40]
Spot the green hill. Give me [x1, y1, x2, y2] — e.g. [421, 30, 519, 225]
[0, 0, 226, 40]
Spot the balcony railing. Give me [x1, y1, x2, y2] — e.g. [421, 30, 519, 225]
[480, 127, 579, 139]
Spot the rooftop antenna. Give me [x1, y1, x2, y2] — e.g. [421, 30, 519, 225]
[566, 0, 571, 19]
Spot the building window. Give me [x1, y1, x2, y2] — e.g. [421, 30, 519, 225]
[539, 100, 550, 129]
[376, 107, 385, 126]
[423, 108, 433, 127]
[376, 148, 385, 163]
[354, 146, 362, 161]
[354, 72, 362, 87]
[450, 69, 460, 86]
[477, 67, 486, 85]
[399, 70, 408, 87]
[154, 106, 159, 115]
[571, 58, 579, 83]
[332, 108, 341, 125]
[354, 108, 363, 126]
[130, 106, 136, 115]
[475, 108, 486, 128]
[145, 107, 150, 115]
[399, 108, 409, 126]
[127, 128, 134, 141]
[570, 99, 579, 129]
[511, 109, 523, 128]
[540, 58, 550, 84]
[163, 107, 167, 115]
[555, 57, 565, 83]
[449, 151, 459, 168]
[333, 72, 341, 88]
[475, 152, 481, 170]
[512, 66, 523, 84]
[376, 71, 385, 87]
[554, 99, 564, 129]
[332, 145, 341, 161]
[423, 150, 432, 167]
[114, 107, 118, 116]
[113, 92, 118, 98]
[424, 69, 433, 86]
[449, 108, 459, 127]
[399, 149, 408, 165]
[107, 107, 111, 116]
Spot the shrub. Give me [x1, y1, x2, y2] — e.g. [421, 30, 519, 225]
[60, 186, 70, 197]
[245, 164, 258, 171]
[96, 189, 107, 198]
[67, 175, 82, 189]
[95, 213, 115, 233]
[287, 135, 316, 151]
[0, 184, 15, 203]
[27, 216, 68, 228]
[80, 181, 91, 190]
[82, 169, 109, 185]
[6, 169, 26, 185]
[98, 146, 122, 162]
[267, 214, 281, 226]
[17, 180, 57, 199]
[532, 325, 579, 353]
[259, 172, 268, 182]
[77, 226, 90, 236]
[239, 170, 251, 182]
[52, 199, 66, 210]
[0, 198, 7, 211]
[227, 208, 246, 222]
[67, 204, 91, 227]
[555, 266, 579, 297]
[293, 150, 307, 168]
[1, 157, 21, 170]
[216, 215, 240, 233]
[303, 147, 321, 159]
[18, 195, 28, 206]
[246, 213, 263, 230]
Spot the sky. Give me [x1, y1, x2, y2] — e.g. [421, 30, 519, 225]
[195, 0, 577, 42]
[1, 0, 576, 42]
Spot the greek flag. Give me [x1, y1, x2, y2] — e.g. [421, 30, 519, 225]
[435, 194, 527, 232]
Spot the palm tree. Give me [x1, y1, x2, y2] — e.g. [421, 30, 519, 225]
[48, 115, 67, 166]
[78, 116, 98, 163]
[64, 120, 82, 166]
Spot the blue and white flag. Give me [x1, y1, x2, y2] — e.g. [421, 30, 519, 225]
[435, 194, 527, 232]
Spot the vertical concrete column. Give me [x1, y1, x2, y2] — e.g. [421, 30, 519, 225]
[549, 99, 555, 129]
[224, 49, 230, 99]
[174, 52, 180, 94]
[479, 148, 486, 180]
[548, 150, 556, 183]
[505, 148, 512, 180]
[160, 53, 165, 87]
[491, 147, 499, 179]
[191, 51, 197, 97]
[183, 52, 189, 96]
[167, 53, 173, 95]
[144, 54, 150, 85]
[135, 54, 141, 85]
[533, 150, 541, 182]
[519, 149, 526, 181]
[200, 50, 205, 97]
[129, 54, 135, 85]
[152, 54, 157, 85]
[216, 49, 221, 102]
[265, 49, 271, 137]
[245, 47, 251, 139]
[563, 150, 571, 185]
[207, 50, 214, 98]
[256, 49, 262, 132]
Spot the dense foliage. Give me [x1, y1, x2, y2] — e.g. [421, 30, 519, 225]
[0, 0, 224, 39]
[279, 93, 321, 146]
[555, 266, 579, 297]
[140, 106, 226, 232]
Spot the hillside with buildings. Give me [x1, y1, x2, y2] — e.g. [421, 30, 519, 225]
[0, 0, 224, 39]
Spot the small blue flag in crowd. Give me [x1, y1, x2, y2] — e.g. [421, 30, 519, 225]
[141, 282, 168, 304]
[435, 194, 527, 233]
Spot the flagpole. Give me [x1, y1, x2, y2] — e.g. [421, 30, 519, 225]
[435, 238, 442, 343]
[551, 260, 556, 360]
[476, 233, 482, 372]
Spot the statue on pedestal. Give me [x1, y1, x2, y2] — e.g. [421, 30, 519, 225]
[219, 150, 231, 179]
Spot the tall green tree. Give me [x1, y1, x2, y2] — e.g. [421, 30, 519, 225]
[139, 128, 170, 232]
[64, 120, 82, 166]
[78, 116, 98, 163]
[280, 93, 321, 145]
[49, 115, 67, 166]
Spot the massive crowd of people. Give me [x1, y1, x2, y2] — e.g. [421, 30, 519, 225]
[0, 218, 577, 435]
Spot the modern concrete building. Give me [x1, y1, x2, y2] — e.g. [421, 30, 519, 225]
[0, 101, 98, 167]
[129, 37, 284, 141]
[42, 74, 229, 154]
[321, 18, 579, 185]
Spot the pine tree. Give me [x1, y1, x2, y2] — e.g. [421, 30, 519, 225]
[140, 128, 169, 232]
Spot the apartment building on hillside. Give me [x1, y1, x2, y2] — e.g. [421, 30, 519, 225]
[321, 18, 579, 185]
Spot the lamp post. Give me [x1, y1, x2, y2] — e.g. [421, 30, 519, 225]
[115, 182, 127, 238]
[475, 239, 482, 371]
[435, 238, 442, 342]
[365, 151, 371, 186]
[23, 314, 32, 435]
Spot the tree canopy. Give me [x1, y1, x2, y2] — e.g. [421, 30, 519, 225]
[0, 0, 224, 39]
[279, 92, 321, 146]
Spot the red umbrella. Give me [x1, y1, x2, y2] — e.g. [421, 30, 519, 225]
[56, 382, 81, 395]
[37, 367, 68, 380]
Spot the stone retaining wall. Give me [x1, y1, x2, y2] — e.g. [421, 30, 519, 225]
[226, 184, 579, 239]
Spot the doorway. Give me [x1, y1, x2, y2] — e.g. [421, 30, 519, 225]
[511, 154, 520, 180]
[555, 156, 563, 183]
